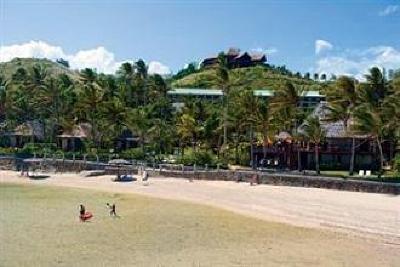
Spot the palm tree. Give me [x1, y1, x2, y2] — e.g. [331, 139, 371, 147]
[353, 67, 392, 172]
[100, 97, 127, 141]
[301, 116, 326, 175]
[365, 67, 386, 101]
[76, 68, 104, 147]
[270, 82, 303, 133]
[353, 104, 387, 171]
[148, 74, 168, 100]
[0, 76, 9, 121]
[135, 59, 148, 105]
[325, 76, 358, 175]
[124, 107, 149, 153]
[117, 62, 135, 107]
[176, 113, 198, 155]
[216, 52, 230, 148]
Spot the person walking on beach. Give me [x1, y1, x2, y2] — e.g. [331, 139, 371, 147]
[107, 203, 117, 217]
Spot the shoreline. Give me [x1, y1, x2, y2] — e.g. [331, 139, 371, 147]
[1, 170, 399, 246]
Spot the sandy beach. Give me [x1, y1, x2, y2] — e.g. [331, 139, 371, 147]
[1, 170, 399, 246]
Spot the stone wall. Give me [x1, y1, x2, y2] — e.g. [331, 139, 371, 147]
[159, 170, 400, 195]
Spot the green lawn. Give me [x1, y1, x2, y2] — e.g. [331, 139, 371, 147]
[0, 183, 397, 266]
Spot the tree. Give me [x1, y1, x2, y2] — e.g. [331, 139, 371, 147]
[314, 73, 319, 80]
[354, 104, 387, 171]
[148, 74, 168, 100]
[0, 76, 9, 121]
[301, 116, 326, 174]
[353, 67, 393, 171]
[56, 58, 69, 68]
[216, 52, 230, 149]
[325, 76, 358, 175]
[176, 113, 198, 154]
[76, 68, 104, 147]
[321, 74, 327, 81]
[117, 62, 135, 107]
[365, 67, 386, 100]
[135, 59, 148, 105]
[124, 107, 149, 153]
[100, 97, 127, 141]
[270, 82, 303, 133]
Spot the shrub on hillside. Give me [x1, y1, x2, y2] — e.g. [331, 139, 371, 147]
[176, 150, 218, 166]
[20, 143, 58, 155]
[121, 148, 146, 160]
[395, 154, 400, 174]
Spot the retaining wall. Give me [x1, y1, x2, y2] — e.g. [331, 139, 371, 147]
[158, 170, 400, 195]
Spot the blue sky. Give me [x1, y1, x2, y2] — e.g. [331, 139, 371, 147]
[0, 0, 399, 78]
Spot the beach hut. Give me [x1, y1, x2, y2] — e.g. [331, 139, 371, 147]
[3, 121, 44, 148]
[57, 123, 91, 151]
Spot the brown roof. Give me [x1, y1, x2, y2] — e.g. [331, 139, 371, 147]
[5, 121, 44, 139]
[57, 123, 91, 138]
[250, 53, 266, 61]
[299, 102, 367, 138]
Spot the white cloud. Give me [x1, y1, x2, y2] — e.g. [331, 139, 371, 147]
[379, 5, 399, 16]
[0, 40, 64, 62]
[315, 45, 400, 80]
[65, 47, 125, 74]
[0, 40, 170, 75]
[148, 61, 171, 75]
[315, 40, 333, 55]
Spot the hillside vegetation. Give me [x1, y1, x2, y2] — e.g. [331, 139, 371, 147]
[172, 65, 322, 90]
[0, 58, 79, 81]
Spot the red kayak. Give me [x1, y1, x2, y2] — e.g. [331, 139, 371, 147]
[80, 212, 93, 221]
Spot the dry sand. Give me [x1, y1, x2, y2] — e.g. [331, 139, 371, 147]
[1, 170, 399, 246]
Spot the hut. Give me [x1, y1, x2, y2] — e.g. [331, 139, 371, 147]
[3, 121, 44, 148]
[56, 123, 91, 151]
[297, 102, 394, 171]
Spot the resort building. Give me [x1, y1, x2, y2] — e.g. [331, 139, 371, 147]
[201, 48, 267, 69]
[252, 102, 396, 171]
[2, 121, 44, 148]
[56, 123, 91, 151]
[167, 88, 325, 111]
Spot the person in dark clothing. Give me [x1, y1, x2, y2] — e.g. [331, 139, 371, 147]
[106, 203, 117, 217]
[79, 204, 85, 221]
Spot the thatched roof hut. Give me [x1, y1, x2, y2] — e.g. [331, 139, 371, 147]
[298, 102, 366, 139]
[5, 120, 44, 139]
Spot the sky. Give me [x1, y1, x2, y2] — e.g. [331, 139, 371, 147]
[0, 0, 399, 78]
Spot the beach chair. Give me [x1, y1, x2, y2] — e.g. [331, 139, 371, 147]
[365, 170, 371, 176]
[358, 170, 365, 176]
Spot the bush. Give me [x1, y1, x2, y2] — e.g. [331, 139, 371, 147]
[176, 150, 219, 166]
[19, 143, 58, 155]
[395, 154, 400, 173]
[120, 148, 146, 160]
[0, 147, 18, 155]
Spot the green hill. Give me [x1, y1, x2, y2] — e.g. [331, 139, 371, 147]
[171, 65, 322, 90]
[0, 58, 79, 81]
